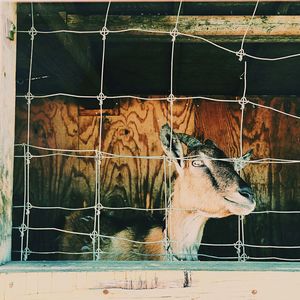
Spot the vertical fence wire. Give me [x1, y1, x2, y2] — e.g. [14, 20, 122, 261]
[93, 1, 111, 260]
[19, 2, 36, 261]
[235, 0, 261, 262]
[233, 0, 261, 262]
[163, 155, 169, 260]
[165, 0, 183, 261]
[239, 61, 248, 261]
[19, 144, 27, 260]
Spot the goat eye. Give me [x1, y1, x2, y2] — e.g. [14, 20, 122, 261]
[192, 160, 204, 167]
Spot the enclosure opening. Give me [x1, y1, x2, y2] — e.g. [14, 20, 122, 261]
[12, 1, 300, 262]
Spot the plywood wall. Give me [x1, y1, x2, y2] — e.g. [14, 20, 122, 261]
[12, 96, 299, 259]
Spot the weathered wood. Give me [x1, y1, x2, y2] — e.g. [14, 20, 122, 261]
[66, 15, 300, 42]
[0, 2, 17, 264]
[2, 262, 300, 300]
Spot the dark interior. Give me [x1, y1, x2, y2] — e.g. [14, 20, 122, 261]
[17, 2, 300, 99]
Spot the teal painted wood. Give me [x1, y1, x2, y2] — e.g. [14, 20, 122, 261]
[1, 261, 300, 273]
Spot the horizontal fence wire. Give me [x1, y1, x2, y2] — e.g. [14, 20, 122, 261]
[14, 94, 300, 120]
[13, 0, 300, 262]
[12, 204, 300, 215]
[17, 224, 300, 249]
[16, 27, 300, 62]
[13, 144, 300, 164]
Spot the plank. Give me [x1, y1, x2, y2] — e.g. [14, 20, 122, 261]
[2, 262, 300, 300]
[0, 2, 17, 264]
[66, 15, 300, 42]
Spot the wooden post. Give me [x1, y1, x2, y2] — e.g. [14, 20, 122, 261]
[0, 1, 17, 264]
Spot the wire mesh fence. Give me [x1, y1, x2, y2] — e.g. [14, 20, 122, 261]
[13, 0, 300, 262]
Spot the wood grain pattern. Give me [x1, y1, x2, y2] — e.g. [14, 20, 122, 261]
[78, 98, 195, 209]
[13, 98, 82, 258]
[12, 96, 300, 259]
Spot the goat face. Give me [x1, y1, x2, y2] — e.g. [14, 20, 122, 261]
[160, 124, 256, 217]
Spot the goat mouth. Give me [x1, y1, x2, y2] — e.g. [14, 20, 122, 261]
[224, 197, 254, 209]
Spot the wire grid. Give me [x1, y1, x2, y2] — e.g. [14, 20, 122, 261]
[13, 0, 300, 261]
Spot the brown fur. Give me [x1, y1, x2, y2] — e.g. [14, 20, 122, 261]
[144, 227, 164, 260]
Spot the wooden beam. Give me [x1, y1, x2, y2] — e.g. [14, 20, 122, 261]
[0, 2, 17, 264]
[2, 262, 300, 299]
[67, 15, 300, 42]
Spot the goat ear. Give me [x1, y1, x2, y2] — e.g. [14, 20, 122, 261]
[242, 149, 253, 161]
[160, 124, 184, 173]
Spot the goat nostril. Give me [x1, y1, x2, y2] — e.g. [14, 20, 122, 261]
[238, 186, 254, 201]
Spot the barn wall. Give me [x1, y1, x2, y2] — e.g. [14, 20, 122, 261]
[12, 96, 299, 258]
[0, 2, 17, 264]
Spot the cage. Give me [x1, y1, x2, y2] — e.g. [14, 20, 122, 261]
[1, 1, 300, 299]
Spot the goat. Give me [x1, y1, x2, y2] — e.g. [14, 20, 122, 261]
[60, 124, 255, 260]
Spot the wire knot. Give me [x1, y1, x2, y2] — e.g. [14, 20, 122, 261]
[236, 48, 245, 62]
[90, 230, 98, 241]
[234, 240, 243, 252]
[95, 150, 103, 164]
[25, 151, 32, 165]
[238, 96, 248, 110]
[95, 203, 103, 215]
[95, 248, 103, 260]
[240, 253, 249, 262]
[100, 26, 109, 40]
[28, 27, 37, 40]
[170, 28, 179, 42]
[25, 202, 32, 215]
[23, 247, 31, 261]
[19, 223, 28, 237]
[97, 93, 106, 106]
[234, 156, 249, 172]
[25, 92, 34, 105]
[167, 93, 176, 104]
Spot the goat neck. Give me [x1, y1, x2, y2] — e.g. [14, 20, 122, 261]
[167, 176, 209, 261]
